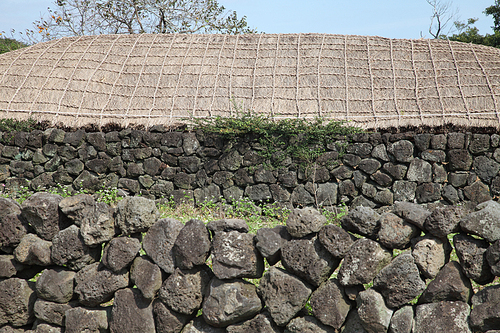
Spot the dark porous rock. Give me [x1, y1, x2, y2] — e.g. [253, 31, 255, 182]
[392, 180, 416, 202]
[448, 149, 473, 171]
[0, 278, 36, 327]
[284, 316, 336, 333]
[286, 207, 326, 238]
[212, 231, 264, 280]
[245, 184, 272, 201]
[358, 158, 381, 175]
[418, 261, 473, 304]
[101, 236, 141, 273]
[109, 288, 155, 333]
[32, 322, 63, 333]
[257, 267, 313, 327]
[464, 180, 492, 205]
[424, 205, 464, 238]
[338, 238, 392, 287]
[36, 268, 75, 303]
[374, 189, 393, 206]
[159, 266, 212, 315]
[378, 212, 419, 250]
[371, 143, 390, 161]
[310, 278, 351, 329]
[474, 156, 500, 184]
[58, 194, 95, 227]
[393, 201, 431, 230]
[460, 200, 500, 243]
[448, 132, 465, 149]
[316, 182, 338, 206]
[33, 299, 75, 326]
[50, 225, 100, 271]
[13, 234, 52, 266]
[130, 256, 162, 300]
[370, 170, 393, 187]
[332, 165, 354, 180]
[180, 317, 225, 333]
[342, 154, 362, 167]
[0, 198, 28, 249]
[115, 196, 160, 235]
[421, 149, 446, 163]
[291, 184, 315, 206]
[74, 262, 129, 307]
[143, 218, 184, 274]
[341, 309, 369, 333]
[0, 255, 24, 278]
[454, 233, 494, 285]
[406, 158, 432, 183]
[383, 162, 407, 180]
[373, 253, 426, 308]
[255, 227, 283, 264]
[442, 184, 459, 204]
[21, 192, 63, 241]
[470, 133, 490, 154]
[118, 177, 140, 194]
[318, 224, 356, 259]
[413, 301, 471, 333]
[389, 306, 413, 333]
[486, 239, 500, 275]
[341, 205, 380, 238]
[226, 312, 281, 333]
[350, 195, 377, 209]
[411, 234, 451, 279]
[414, 133, 432, 151]
[281, 235, 339, 287]
[153, 299, 191, 333]
[74, 170, 103, 192]
[80, 202, 115, 246]
[387, 140, 414, 162]
[470, 285, 500, 332]
[340, 179, 359, 196]
[202, 278, 262, 327]
[415, 182, 442, 203]
[194, 184, 221, 206]
[356, 289, 393, 333]
[173, 219, 211, 269]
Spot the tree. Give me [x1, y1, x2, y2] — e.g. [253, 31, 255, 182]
[426, 0, 458, 38]
[0, 33, 27, 54]
[29, 0, 256, 42]
[484, 0, 500, 32]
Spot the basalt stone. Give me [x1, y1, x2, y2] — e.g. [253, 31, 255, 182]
[393, 201, 430, 230]
[150, 180, 174, 198]
[226, 312, 281, 333]
[58, 194, 95, 227]
[486, 239, 500, 275]
[126, 162, 144, 177]
[340, 205, 380, 238]
[254, 167, 277, 183]
[284, 316, 336, 333]
[33, 299, 76, 326]
[207, 219, 248, 233]
[338, 238, 392, 287]
[161, 131, 183, 147]
[63, 130, 85, 147]
[153, 300, 191, 333]
[212, 171, 234, 188]
[315, 182, 338, 206]
[411, 235, 451, 279]
[182, 132, 199, 156]
[159, 266, 212, 315]
[350, 195, 377, 209]
[421, 149, 446, 163]
[211, 231, 264, 279]
[202, 278, 262, 327]
[463, 180, 492, 204]
[219, 150, 241, 171]
[342, 154, 361, 167]
[371, 144, 390, 161]
[0, 278, 36, 327]
[74, 262, 129, 307]
[389, 306, 413, 333]
[415, 182, 441, 203]
[469, 133, 490, 154]
[388, 140, 414, 162]
[193, 184, 221, 206]
[64, 159, 84, 176]
[51, 225, 100, 271]
[414, 134, 432, 151]
[442, 184, 459, 204]
[286, 207, 326, 238]
[424, 205, 464, 238]
[418, 261, 473, 304]
[318, 224, 356, 259]
[378, 213, 419, 249]
[173, 219, 211, 270]
[73, 170, 102, 192]
[101, 236, 141, 273]
[454, 233, 494, 285]
[356, 289, 393, 333]
[406, 158, 432, 183]
[80, 202, 115, 246]
[36, 268, 75, 303]
[362, 183, 376, 199]
[44, 155, 62, 172]
[346, 143, 373, 158]
[0, 255, 24, 278]
[373, 253, 426, 308]
[13, 234, 52, 266]
[371, 170, 393, 187]
[115, 196, 160, 235]
[86, 132, 106, 151]
[180, 317, 225, 333]
[109, 288, 155, 333]
[460, 200, 500, 243]
[77, 143, 98, 162]
[21, 193, 63, 241]
[179, 156, 201, 174]
[470, 285, 500, 331]
[310, 278, 351, 329]
[255, 228, 283, 263]
[447, 132, 465, 149]
[245, 184, 272, 201]
[413, 301, 471, 333]
[0, 198, 27, 248]
[341, 309, 369, 333]
[130, 256, 162, 300]
[448, 149, 472, 171]
[392, 180, 416, 202]
[257, 267, 313, 327]
[278, 170, 297, 188]
[473, 155, 500, 184]
[281, 234, 339, 287]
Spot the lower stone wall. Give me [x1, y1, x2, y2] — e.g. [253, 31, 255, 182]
[1, 192, 500, 332]
[0, 127, 499, 210]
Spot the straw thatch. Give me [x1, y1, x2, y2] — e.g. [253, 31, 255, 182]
[1, 33, 500, 129]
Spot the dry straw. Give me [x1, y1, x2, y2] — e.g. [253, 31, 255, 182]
[1, 33, 500, 129]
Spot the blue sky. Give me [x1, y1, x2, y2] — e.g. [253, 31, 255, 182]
[0, 0, 496, 41]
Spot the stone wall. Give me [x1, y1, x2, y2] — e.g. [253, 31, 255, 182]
[0, 127, 499, 208]
[2, 193, 500, 332]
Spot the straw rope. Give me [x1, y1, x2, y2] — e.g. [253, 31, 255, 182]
[1, 33, 500, 129]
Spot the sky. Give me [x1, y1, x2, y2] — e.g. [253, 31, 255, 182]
[0, 0, 496, 41]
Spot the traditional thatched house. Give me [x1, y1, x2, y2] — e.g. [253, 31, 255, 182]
[0, 33, 500, 129]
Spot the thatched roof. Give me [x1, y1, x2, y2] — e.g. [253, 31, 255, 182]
[1, 33, 500, 129]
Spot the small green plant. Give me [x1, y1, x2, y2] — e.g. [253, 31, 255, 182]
[95, 187, 122, 205]
[1, 185, 33, 204]
[0, 118, 42, 133]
